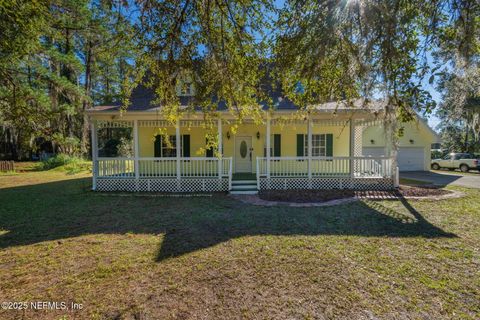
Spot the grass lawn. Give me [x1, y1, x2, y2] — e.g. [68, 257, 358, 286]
[399, 177, 431, 185]
[0, 170, 479, 319]
[431, 169, 480, 176]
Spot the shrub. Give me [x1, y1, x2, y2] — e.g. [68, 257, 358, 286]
[51, 133, 80, 156]
[431, 150, 445, 159]
[37, 154, 75, 170]
[37, 154, 91, 174]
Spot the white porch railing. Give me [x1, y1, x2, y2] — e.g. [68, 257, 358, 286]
[97, 157, 135, 177]
[138, 158, 176, 177]
[353, 157, 393, 178]
[257, 156, 393, 178]
[96, 157, 232, 180]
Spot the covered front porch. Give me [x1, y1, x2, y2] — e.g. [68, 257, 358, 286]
[90, 114, 398, 192]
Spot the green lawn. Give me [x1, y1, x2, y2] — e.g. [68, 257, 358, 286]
[0, 170, 479, 319]
[399, 177, 430, 185]
[431, 168, 480, 176]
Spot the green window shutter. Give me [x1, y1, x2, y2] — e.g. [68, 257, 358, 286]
[182, 135, 190, 157]
[274, 134, 281, 157]
[154, 135, 162, 157]
[296, 134, 304, 156]
[326, 134, 333, 156]
[205, 138, 213, 157]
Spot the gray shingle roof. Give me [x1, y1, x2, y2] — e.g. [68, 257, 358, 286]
[89, 84, 383, 113]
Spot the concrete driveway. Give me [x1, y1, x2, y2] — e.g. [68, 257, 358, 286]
[401, 171, 480, 189]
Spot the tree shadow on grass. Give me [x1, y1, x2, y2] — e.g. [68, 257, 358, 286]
[0, 177, 456, 262]
[156, 195, 456, 261]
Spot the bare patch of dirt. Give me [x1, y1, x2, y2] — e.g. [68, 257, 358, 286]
[259, 185, 452, 203]
[397, 185, 451, 197]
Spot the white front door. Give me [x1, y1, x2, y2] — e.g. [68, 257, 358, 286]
[235, 136, 253, 173]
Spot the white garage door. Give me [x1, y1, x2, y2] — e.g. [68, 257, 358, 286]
[397, 147, 425, 171]
[363, 147, 425, 171]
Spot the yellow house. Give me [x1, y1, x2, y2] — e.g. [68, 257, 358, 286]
[87, 86, 438, 194]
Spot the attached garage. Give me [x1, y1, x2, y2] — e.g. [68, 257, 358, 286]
[363, 146, 426, 171]
[362, 117, 439, 172]
[397, 147, 425, 171]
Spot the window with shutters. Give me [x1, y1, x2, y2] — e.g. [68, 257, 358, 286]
[206, 138, 214, 158]
[304, 134, 326, 156]
[206, 144, 214, 157]
[298, 134, 332, 157]
[205, 139, 223, 158]
[264, 134, 281, 157]
[154, 135, 190, 157]
[163, 135, 178, 157]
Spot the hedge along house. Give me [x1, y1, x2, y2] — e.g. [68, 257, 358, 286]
[87, 85, 413, 194]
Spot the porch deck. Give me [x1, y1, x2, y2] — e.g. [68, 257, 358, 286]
[94, 156, 398, 192]
[90, 116, 399, 193]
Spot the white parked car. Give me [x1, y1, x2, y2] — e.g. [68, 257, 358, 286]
[431, 153, 480, 172]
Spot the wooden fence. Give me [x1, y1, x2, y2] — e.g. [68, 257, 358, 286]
[0, 161, 14, 172]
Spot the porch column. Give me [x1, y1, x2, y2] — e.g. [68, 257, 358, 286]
[133, 119, 139, 180]
[307, 116, 312, 179]
[384, 122, 396, 181]
[266, 114, 271, 178]
[349, 119, 355, 178]
[90, 119, 98, 190]
[218, 118, 222, 179]
[176, 120, 181, 180]
[384, 123, 392, 157]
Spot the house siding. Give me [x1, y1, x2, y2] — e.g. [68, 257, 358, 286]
[137, 123, 351, 173]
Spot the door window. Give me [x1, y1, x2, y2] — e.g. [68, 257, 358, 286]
[240, 141, 248, 158]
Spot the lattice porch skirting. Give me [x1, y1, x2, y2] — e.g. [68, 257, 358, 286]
[96, 178, 229, 192]
[258, 177, 394, 190]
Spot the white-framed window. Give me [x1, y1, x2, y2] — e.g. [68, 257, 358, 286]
[162, 135, 178, 157]
[154, 135, 184, 157]
[179, 82, 193, 96]
[304, 134, 326, 156]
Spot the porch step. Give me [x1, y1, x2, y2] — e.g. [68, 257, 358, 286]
[232, 180, 257, 185]
[231, 184, 258, 191]
[230, 190, 258, 195]
[230, 179, 258, 194]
